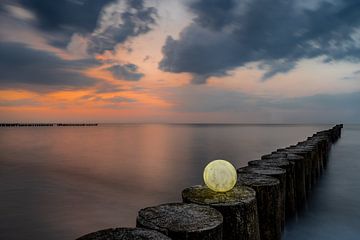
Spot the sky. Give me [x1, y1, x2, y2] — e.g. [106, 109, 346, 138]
[0, 0, 359, 123]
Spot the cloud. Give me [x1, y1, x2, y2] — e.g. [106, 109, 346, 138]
[268, 91, 360, 110]
[4, 4, 36, 21]
[86, 0, 157, 54]
[17, 0, 115, 34]
[0, 42, 99, 91]
[102, 96, 137, 103]
[163, 85, 256, 113]
[0, 98, 42, 107]
[160, 0, 360, 83]
[95, 82, 125, 93]
[342, 69, 360, 80]
[162, 85, 360, 122]
[106, 63, 144, 81]
[5, 0, 157, 54]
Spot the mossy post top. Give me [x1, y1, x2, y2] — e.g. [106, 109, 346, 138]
[182, 185, 256, 206]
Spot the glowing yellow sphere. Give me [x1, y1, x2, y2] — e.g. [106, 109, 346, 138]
[203, 159, 237, 192]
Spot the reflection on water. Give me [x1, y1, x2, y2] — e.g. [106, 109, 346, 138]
[1, 124, 357, 240]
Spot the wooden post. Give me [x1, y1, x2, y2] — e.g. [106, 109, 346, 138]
[76, 227, 171, 240]
[182, 185, 260, 240]
[237, 173, 281, 240]
[276, 148, 312, 194]
[137, 203, 223, 240]
[304, 138, 326, 174]
[237, 166, 286, 230]
[284, 153, 307, 208]
[248, 158, 297, 217]
[287, 146, 317, 186]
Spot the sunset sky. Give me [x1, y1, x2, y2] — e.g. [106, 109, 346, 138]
[0, 0, 359, 123]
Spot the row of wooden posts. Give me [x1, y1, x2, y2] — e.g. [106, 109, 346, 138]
[0, 123, 98, 127]
[77, 124, 343, 240]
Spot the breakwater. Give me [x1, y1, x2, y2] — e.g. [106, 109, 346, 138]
[0, 123, 98, 127]
[76, 124, 343, 240]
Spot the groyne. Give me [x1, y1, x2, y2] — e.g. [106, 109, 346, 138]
[76, 124, 343, 240]
[0, 123, 98, 127]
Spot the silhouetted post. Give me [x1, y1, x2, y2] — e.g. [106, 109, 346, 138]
[284, 153, 307, 208]
[305, 137, 327, 174]
[287, 146, 317, 185]
[76, 228, 171, 240]
[237, 173, 281, 240]
[248, 158, 297, 217]
[137, 203, 223, 240]
[308, 139, 326, 175]
[276, 148, 312, 194]
[313, 133, 332, 163]
[262, 152, 306, 207]
[295, 144, 320, 181]
[237, 166, 286, 230]
[182, 185, 260, 240]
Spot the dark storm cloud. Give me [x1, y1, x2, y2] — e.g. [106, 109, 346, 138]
[106, 64, 144, 81]
[160, 0, 360, 83]
[0, 42, 99, 91]
[0, 0, 155, 88]
[7, 0, 157, 53]
[87, 0, 157, 54]
[17, 0, 114, 33]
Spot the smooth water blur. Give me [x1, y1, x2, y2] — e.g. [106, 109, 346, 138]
[283, 125, 360, 240]
[0, 124, 358, 240]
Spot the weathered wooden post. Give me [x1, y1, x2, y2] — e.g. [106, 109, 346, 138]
[313, 134, 332, 162]
[76, 228, 172, 240]
[296, 144, 320, 181]
[305, 138, 326, 174]
[137, 203, 223, 240]
[309, 135, 331, 167]
[248, 158, 296, 217]
[182, 185, 260, 240]
[262, 152, 306, 207]
[276, 148, 312, 194]
[237, 166, 286, 230]
[287, 146, 317, 186]
[237, 173, 281, 240]
[308, 139, 326, 175]
[284, 153, 307, 207]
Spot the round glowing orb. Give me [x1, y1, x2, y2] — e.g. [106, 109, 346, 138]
[203, 159, 237, 192]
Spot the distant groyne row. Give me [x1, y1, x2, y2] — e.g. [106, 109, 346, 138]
[0, 123, 98, 127]
[76, 124, 343, 240]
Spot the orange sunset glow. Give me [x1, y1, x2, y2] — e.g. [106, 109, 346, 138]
[0, 0, 360, 123]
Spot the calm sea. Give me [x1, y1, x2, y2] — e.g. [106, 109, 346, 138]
[0, 124, 359, 239]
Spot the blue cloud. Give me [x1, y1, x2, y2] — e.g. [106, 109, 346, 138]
[160, 0, 360, 83]
[106, 64, 144, 81]
[0, 42, 99, 91]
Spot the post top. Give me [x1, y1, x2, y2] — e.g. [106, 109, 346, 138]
[76, 228, 171, 240]
[137, 203, 223, 233]
[237, 173, 280, 187]
[182, 185, 256, 206]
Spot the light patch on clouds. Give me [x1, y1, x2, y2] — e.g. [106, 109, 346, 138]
[5, 4, 36, 21]
[93, 0, 127, 36]
[66, 33, 90, 59]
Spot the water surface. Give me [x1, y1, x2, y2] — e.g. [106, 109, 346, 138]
[0, 124, 358, 239]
